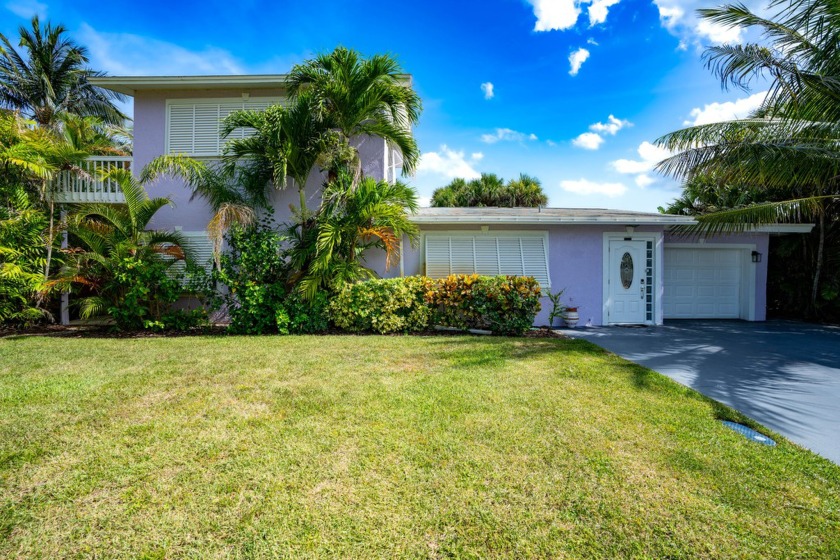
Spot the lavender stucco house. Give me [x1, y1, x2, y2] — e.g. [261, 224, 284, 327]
[63, 73, 810, 327]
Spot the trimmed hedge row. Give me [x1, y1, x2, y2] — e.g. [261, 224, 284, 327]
[331, 275, 542, 335]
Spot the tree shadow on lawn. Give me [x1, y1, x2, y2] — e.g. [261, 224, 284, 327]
[420, 335, 605, 370]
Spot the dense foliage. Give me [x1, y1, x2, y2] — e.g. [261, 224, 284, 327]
[430, 275, 542, 335]
[330, 276, 432, 334]
[216, 220, 289, 334]
[431, 173, 548, 208]
[0, 188, 49, 325]
[331, 275, 542, 335]
[49, 169, 205, 330]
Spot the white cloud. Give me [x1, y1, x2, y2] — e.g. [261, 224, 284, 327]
[635, 174, 655, 188]
[528, 0, 581, 31]
[480, 128, 538, 144]
[571, 115, 631, 151]
[589, 114, 631, 135]
[684, 91, 767, 125]
[653, 0, 766, 46]
[546, 140, 557, 147]
[694, 18, 743, 44]
[610, 141, 673, 189]
[471, 152, 484, 161]
[572, 132, 604, 150]
[568, 47, 590, 76]
[77, 23, 246, 76]
[5, 0, 46, 18]
[588, 0, 620, 26]
[480, 82, 495, 100]
[560, 178, 627, 197]
[587, 37, 599, 46]
[417, 145, 481, 180]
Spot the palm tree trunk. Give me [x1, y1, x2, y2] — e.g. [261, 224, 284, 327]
[44, 198, 55, 281]
[811, 208, 825, 309]
[299, 186, 307, 215]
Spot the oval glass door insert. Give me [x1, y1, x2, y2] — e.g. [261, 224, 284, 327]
[620, 252, 633, 289]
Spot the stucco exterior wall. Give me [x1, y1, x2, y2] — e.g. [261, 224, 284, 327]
[132, 89, 387, 232]
[363, 226, 772, 327]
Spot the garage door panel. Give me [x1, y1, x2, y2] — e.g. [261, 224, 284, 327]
[664, 248, 742, 319]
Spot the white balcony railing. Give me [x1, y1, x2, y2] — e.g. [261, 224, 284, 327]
[50, 156, 132, 203]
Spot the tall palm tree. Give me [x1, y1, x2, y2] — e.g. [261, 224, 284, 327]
[294, 171, 419, 298]
[0, 17, 125, 127]
[287, 46, 422, 185]
[655, 0, 840, 308]
[220, 93, 326, 214]
[49, 168, 188, 319]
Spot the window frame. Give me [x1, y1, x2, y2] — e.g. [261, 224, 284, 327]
[422, 230, 551, 289]
[164, 97, 284, 157]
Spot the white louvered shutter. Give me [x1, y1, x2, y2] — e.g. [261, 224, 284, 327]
[520, 237, 550, 287]
[426, 237, 451, 277]
[182, 231, 215, 272]
[168, 105, 195, 154]
[167, 98, 283, 156]
[474, 237, 499, 276]
[450, 237, 474, 275]
[424, 234, 550, 288]
[497, 237, 524, 276]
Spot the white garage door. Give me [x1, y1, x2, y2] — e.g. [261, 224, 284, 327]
[664, 248, 742, 318]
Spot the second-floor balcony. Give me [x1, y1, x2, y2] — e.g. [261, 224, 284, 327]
[51, 156, 132, 204]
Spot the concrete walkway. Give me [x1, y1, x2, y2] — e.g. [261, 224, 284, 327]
[564, 320, 840, 464]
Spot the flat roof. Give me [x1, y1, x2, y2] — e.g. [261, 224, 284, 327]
[89, 75, 291, 96]
[411, 207, 814, 232]
[411, 207, 696, 226]
[90, 73, 413, 96]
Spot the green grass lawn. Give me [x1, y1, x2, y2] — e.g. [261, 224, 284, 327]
[1, 335, 838, 558]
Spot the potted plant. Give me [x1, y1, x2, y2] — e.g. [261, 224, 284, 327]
[547, 289, 566, 328]
[563, 304, 580, 328]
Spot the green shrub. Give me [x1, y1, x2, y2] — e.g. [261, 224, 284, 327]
[108, 256, 207, 331]
[429, 275, 542, 335]
[216, 221, 289, 335]
[330, 276, 432, 334]
[285, 290, 330, 334]
[330, 275, 541, 336]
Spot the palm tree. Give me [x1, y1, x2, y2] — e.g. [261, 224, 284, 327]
[49, 168, 188, 319]
[140, 155, 257, 261]
[655, 0, 840, 309]
[430, 173, 548, 207]
[287, 46, 422, 185]
[0, 17, 125, 127]
[294, 171, 419, 298]
[220, 93, 326, 214]
[505, 174, 549, 207]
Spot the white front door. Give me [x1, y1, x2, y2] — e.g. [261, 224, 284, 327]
[608, 239, 647, 324]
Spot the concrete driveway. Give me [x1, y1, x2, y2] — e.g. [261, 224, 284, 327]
[565, 320, 840, 464]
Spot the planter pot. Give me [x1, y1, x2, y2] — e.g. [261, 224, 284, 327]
[563, 309, 580, 328]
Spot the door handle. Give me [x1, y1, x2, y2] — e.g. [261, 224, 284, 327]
[640, 286, 644, 299]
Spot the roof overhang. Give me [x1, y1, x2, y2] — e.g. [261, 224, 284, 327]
[89, 75, 291, 96]
[410, 214, 695, 226]
[408, 209, 815, 233]
[90, 73, 413, 96]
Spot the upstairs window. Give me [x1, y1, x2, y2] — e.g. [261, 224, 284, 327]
[166, 98, 283, 157]
[424, 232, 551, 288]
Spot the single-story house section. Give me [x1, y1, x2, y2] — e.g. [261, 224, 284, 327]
[372, 208, 812, 326]
[75, 74, 813, 327]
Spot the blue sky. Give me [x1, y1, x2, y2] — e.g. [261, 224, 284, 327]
[3, 0, 769, 211]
